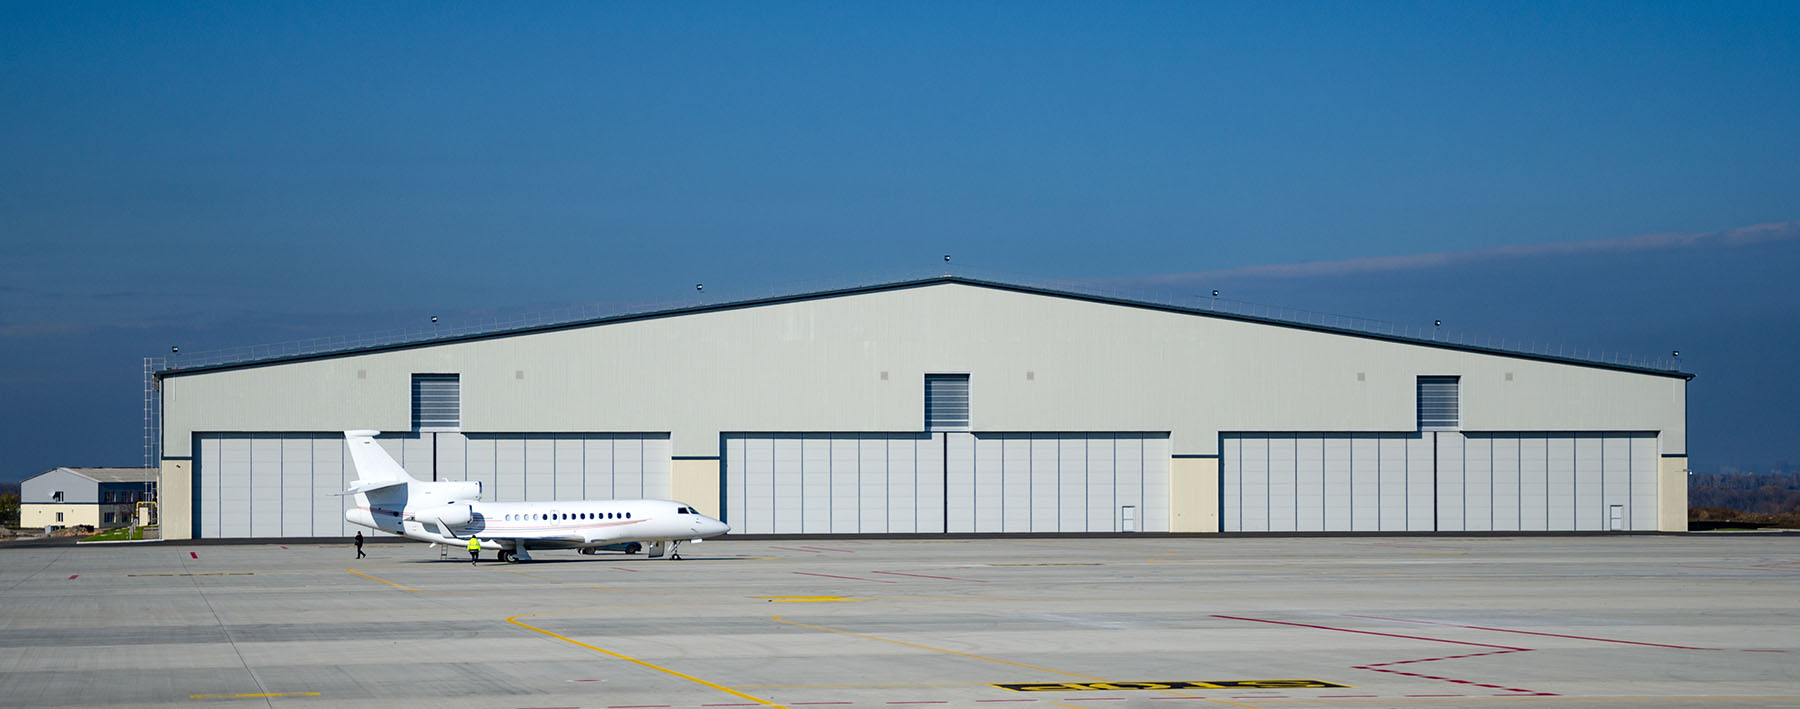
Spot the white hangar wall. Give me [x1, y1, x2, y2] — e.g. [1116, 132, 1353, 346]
[156, 279, 1689, 539]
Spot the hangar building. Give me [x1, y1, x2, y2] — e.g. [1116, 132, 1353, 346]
[151, 275, 1691, 540]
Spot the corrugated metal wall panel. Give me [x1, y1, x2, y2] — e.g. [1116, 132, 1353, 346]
[1221, 436, 1242, 532]
[1225, 431, 1660, 533]
[464, 436, 495, 502]
[1238, 435, 1269, 532]
[1546, 435, 1576, 529]
[887, 435, 919, 533]
[801, 436, 831, 533]
[1434, 432, 1464, 531]
[771, 435, 803, 534]
[249, 437, 281, 537]
[279, 439, 312, 536]
[1491, 435, 1522, 531]
[314, 438, 346, 537]
[1349, 436, 1380, 532]
[554, 437, 583, 500]
[199, 437, 223, 538]
[1519, 436, 1549, 531]
[858, 436, 890, 533]
[1118, 436, 1148, 532]
[193, 432, 669, 538]
[1084, 435, 1115, 532]
[1054, 436, 1084, 531]
[1141, 436, 1171, 533]
[494, 438, 525, 503]
[1001, 434, 1033, 532]
[1574, 434, 1604, 530]
[1630, 435, 1658, 530]
[1602, 436, 1632, 528]
[1296, 436, 1325, 532]
[524, 439, 553, 501]
[720, 431, 1169, 534]
[1267, 436, 1296, 532]
[831, 434, 861, 534]
[1376, 435, 1406, 532]
[974, 434, 1005, 532]
[1323, 435, 1353, 530]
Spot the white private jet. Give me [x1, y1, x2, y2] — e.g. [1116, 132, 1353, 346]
[341, 430, 728, 562]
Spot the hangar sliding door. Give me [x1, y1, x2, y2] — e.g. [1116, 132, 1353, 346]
[194, 432, 670, 538]
[722, 432, 1170, 534]
[1221, 432, 1658, 532]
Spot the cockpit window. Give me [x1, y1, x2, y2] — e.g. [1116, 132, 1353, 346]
[677, 507, 690, 514]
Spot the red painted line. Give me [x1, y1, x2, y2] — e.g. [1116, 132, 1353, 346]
[1405, 695, 1467, 698]
[610, 567, 638, 572]
[1345, 614, 1718, 650]
[886, 703, 948, 705]
[976, 700, 1041, 703]
[1213, 615, 1528, 651]
[1216, 614, 1553, 697]
[770, 546, 824, 553]
[608, 705, 671, 708]
[190, 552, 198, 559]
[701, 704, 759, 707]
[794, 703, 855, 706]
[1065, 699, 1127, 702]
[873, 570, 988, 582]
[798, 546, 855, 553]
[68, 575, 78, 580]
[569, 679, 603, 682]
[1319, 696, 1377, 698]
[794, 571, 898, 583]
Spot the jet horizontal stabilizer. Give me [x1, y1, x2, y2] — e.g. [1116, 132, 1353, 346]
[340, 478, 408, 496]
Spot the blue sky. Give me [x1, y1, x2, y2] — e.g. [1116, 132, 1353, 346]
[2, 2, 1796, 482]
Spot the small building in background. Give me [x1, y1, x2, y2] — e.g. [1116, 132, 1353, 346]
[21, 468, 157, 529]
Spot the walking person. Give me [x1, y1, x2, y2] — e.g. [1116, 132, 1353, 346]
[467, 535, 481, 565]
[354, 531, 365, 559]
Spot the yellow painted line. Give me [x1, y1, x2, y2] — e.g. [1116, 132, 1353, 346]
[189, 691, 320, 699]
[508, 612, 784, 708]
[345, 569, 429, 593]
[758, 596, 860, 603]
[770, 615, 1255, 708]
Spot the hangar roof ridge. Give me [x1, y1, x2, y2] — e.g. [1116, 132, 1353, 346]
[34, 467, 159, 484]
[150, 271, 1692, 380]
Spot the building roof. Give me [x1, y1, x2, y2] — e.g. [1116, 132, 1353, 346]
[152, 273, 1693, 381]
[48, 468, 158, 484]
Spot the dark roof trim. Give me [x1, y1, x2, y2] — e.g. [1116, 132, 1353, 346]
[155, 275, 1695, 381]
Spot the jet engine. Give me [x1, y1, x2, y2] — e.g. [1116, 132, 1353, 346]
[405, 503, 473, 527]
[420, 479, 483, 501]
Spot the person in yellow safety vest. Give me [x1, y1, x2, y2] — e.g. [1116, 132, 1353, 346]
[466, 535, 481, 565]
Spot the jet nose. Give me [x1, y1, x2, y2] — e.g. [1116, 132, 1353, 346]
[708, 518, 730, 536]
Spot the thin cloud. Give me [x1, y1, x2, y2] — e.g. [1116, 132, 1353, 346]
[1125, 220, 1800, 285]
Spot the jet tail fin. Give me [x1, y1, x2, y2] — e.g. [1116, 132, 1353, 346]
[343, 430, 419, 486]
